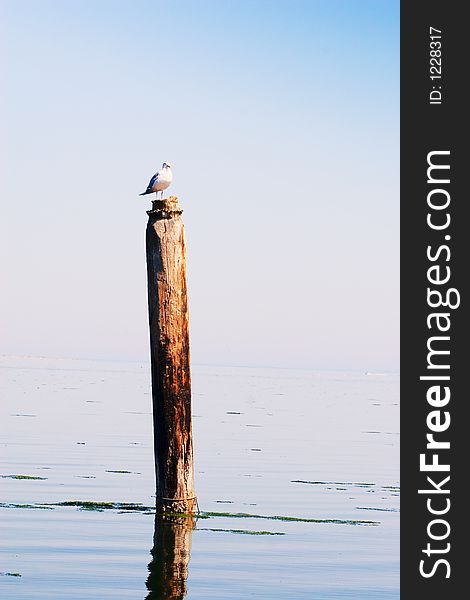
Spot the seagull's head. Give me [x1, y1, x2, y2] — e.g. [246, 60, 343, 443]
[162, 162, 172, 170]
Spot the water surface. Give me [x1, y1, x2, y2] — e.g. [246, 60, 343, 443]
[0, 356, 399, 598]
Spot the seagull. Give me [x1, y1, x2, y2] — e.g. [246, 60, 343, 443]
[140, 162, 173, 199]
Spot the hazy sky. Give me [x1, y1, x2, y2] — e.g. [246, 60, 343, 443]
[1, 0, 399, 371]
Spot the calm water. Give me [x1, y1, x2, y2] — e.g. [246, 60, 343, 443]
[0, 356, 399, 598]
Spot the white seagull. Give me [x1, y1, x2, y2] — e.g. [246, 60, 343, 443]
[140, 162, 173, 199]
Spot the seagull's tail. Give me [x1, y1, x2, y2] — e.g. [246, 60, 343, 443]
[139, 191, 152, 196]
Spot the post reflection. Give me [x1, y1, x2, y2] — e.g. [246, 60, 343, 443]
[145, 515, 195, 599]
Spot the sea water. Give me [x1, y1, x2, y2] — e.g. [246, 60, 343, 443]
[0, 356, 399, 599]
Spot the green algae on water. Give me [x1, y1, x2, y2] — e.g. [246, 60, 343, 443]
[105, 470, 132, 474]
[0, 474, 47, 480]
[200, 511, 379, 526]
[53, 501, 154, 513]
[356, 506, 400, 513]
[0, 503, 53, 510]
[197, 527, 285, 535]
[291, 480, 353, 486]
[0, 500, 379, 525]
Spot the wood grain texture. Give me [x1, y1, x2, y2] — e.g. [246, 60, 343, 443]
[146, 198, 196, 514]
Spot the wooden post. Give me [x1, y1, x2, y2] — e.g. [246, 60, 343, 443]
[146, 196, 196, 514]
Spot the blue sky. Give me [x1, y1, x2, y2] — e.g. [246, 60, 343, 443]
[1, 1, 399, 370]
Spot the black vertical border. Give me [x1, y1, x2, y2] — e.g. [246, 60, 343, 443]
[401, 2, 466, 597]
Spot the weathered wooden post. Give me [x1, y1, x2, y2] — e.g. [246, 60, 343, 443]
[146, 196, 196, 514]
